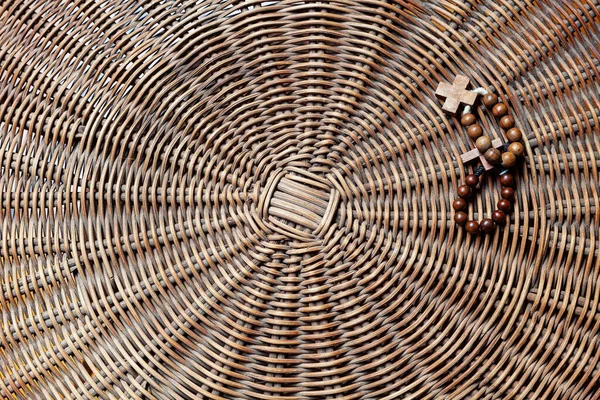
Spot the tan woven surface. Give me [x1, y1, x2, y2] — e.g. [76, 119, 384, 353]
[1, 0, 599, 399]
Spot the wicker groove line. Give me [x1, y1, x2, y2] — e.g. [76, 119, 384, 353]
[1, 0, 600, 399]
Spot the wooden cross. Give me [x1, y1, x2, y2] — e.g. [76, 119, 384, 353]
[461, 138, 503, 170]
[436, 75, 478, 114]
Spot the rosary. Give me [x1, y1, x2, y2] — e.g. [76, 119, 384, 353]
[436, 75, 525, 234]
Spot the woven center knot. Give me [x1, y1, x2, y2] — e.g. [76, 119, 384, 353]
[259, 168, 339, 240]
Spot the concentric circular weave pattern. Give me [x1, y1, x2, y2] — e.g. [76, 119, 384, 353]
[1, 0, 600, 399]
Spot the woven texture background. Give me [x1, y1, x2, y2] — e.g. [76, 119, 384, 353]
[1, 0, 600, 399]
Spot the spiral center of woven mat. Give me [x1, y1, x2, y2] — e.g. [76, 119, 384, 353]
[260, 168, 339, 240]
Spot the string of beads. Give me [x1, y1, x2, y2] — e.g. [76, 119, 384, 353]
[453, 92, 525, 234]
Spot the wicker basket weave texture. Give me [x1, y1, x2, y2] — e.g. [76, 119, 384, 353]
[1, 0, 599, 399]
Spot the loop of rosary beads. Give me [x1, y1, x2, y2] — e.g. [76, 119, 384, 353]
[453, 92, 525, 234]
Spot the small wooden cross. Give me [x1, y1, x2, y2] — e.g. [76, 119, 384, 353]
[436, 75, 478, 114]
[461, 138, 503, 170]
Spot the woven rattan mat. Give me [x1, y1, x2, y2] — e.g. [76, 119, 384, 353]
[1, 0, 600, 399]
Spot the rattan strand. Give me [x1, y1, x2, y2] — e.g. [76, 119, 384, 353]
[1, 0, 600, 399]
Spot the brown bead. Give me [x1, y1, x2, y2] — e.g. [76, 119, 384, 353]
[500, 174, 514, 186]
[484, 148, 502, 164]
[501, 187, 515, 199]
[497, 199, 511, 211]
[461, 113, 476, 126]
[454, 212, 468, 226]
[476, 136, 492, 153]
[492, 103, 508, 118]
[465, 220, 480, 234]
[492, 210, 506, 224]
[500, 115, 515, 130]
[479, 218, 495, 233]
[453, 198, 467, 211]
[508, 142, 524, 157]
[506, 127, 522, 142]
[465, 174, 479, 188]
[467, 124, 483, 140]
[483, 93, 498, 108]
[457, 185, 472, 198]
[501, 151, 516, 168]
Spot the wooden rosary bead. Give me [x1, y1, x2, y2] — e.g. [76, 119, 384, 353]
[482, 93, 498, 108]
[501, 151, 516, 168]
[500, 115, 515, 130]
[467, 124, 483, 139]
[465, 174, 479, 188]
[457, 185, 472, 198]
[484, 148, 501, 164]
[500, 173, 514, 186]
[492, 103, 508, 117]
[492, 210, 506, 223]
[501, 187, 515, 199]
[461, 113, 476, 126]
[508, 142, 524, 157]
[506, 127, 522, 142]
[454, 212, 468, 226]
[476, 136, 492, 152]
[497, 199, 511, 211]
[479, 218, 495, 233]
[465, 220, 480, 234]
[453, 198, 467, 211]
